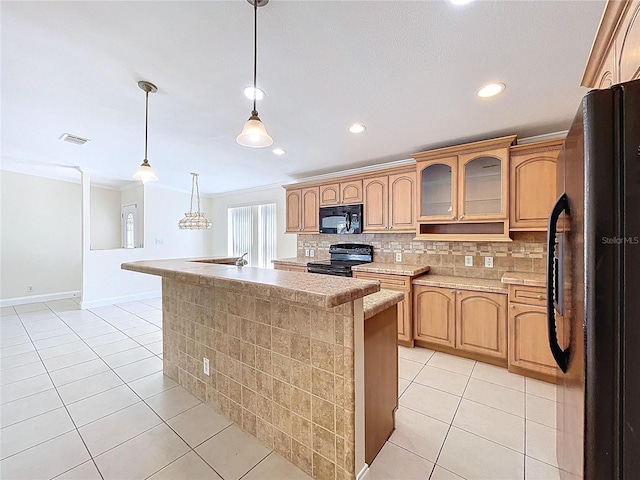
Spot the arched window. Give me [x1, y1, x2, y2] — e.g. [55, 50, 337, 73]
[125, 212, 135, 248]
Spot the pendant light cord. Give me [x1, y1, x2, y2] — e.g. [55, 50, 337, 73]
[252, 0, 258, 115]
[196, 174, 202, 213]
[190, 174, 195, 214]
[144, 89, 149, 160]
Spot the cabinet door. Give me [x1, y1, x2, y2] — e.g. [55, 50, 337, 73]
[388, 171, 416, 231]
[455, 290, 507, 359]
[363, 176, 388, 231]
[413, 286, 455, 347]
[301, 187, 319, 233]
[397, 291, 412, 344]
[510, 150, 558, 230]
[458, 148, 508, 221]
[509, 303, 558, 376]
[341, 180, 363, 204]
[285, 189, 302, 233]
[319, 184, 340, 206]
[617, 0, 640, 83]
[417, 158, 458, 222]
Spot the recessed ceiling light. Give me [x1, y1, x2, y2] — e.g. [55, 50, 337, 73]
[273, 148, 286, 155]
[476, 82, 506, 98]
[348, 123, 366, 134]
[449, 0, 474, 5]
[243, 86, 265, 101]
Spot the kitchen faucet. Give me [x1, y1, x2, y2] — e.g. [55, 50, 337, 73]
[235, 253, 248, 266]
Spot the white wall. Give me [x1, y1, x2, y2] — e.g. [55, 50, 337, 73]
[90, 185, 121, 250]
[209, 186, 297, 262]
[0, 171, 82, 301]
[82, 176, 214, 308]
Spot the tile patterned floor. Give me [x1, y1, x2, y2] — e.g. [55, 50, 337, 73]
[366, 347, 561, 480]
[0, 298, 560, 479]
[0, 299, 310, 480]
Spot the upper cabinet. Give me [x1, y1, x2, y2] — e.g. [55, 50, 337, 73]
[509, 139, 563, 231]
[582, 0, 640, 88]
[363, 170, 416, 232]
[413, 135, 515, 241]
[319, 180, 363, 206]
[285, 187, 319, 233]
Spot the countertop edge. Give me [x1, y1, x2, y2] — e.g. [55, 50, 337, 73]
[351, 263, 430, 277]
[363, 290, 405, 320]
[412, 274, 508, 293]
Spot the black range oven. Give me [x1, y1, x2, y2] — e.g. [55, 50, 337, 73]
[307, 243, 373, 277]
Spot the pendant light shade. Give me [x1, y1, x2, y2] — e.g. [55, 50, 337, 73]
[236, 111, 273, 148]
[133, 159, 158, 182]
[133, 81, 158, 181]
[237, 0, 272, 148]
[178, 173, 212, 230]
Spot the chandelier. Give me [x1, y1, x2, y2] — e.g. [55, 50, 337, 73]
[178, 173, 212, 230]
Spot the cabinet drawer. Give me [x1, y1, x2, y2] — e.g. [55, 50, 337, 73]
[353, 272, 410, 291]
[509, 285, 546, 307]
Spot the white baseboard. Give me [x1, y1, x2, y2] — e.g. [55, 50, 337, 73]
[0, 290, 81, 307]
[80, 290, 161, 310]
[356, 464, 369, 480]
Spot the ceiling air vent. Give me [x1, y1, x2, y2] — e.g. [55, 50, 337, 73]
[60, 133, 90, 145]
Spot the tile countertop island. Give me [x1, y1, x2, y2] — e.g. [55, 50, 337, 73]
[122, 257, 403, 480]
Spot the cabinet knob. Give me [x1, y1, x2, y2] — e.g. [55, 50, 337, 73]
[451, 215, 456, 220]
[459, 215, 465, 220]
[389, 226, 393, 229]
[450, 290, 456, 294]
[511, 304, 515, 309]
[537, 295, 543, 300]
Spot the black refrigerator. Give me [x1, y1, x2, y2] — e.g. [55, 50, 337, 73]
[547, 78, 640, 479]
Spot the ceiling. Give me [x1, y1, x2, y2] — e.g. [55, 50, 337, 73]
[1, 0, 605, 194]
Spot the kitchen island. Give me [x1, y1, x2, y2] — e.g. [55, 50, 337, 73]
[122, 258, 402, 480]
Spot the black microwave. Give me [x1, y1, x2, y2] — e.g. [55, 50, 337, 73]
[319, 204, 363, 234]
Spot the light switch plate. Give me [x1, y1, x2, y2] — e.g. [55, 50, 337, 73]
[203, 357, 210, 376]
[465, 255, 473, 267]
[305, 248, 310, 257]
[485, 256, 494, 268]
[395, 252, 402, 263]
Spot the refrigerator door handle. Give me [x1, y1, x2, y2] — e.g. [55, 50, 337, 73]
[547, 193, 570, 373]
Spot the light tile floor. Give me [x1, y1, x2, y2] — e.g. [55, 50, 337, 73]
[1, 298, 560, 480]
[366, 346, 561, 480]
[0, 298, 310, 480]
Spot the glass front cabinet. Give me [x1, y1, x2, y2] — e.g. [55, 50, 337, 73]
[413, 135, 515, 240]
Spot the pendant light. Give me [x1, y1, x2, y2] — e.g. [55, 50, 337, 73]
[178, 173, 212, 230]
[133, 81, 159, 181]
[236, 0, 273, 148]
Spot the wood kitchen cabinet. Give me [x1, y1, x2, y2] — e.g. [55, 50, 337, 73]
[412, 135, 515, 241]
[413, 283, 508, 364]
[508, 285, 558, 381]
[319, 180, 363, 206]
[582, 0, 640, 88]
[353, 272, 414, 346]
[362, 170, 416, 233]
[285, 187, 319, 233]
[509, 139, 563, 231]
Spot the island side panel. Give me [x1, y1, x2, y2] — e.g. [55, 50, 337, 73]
[161, 277, 357, 480]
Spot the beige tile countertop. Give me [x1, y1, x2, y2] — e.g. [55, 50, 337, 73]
[271, 257, 309, 267]
[412, 274, 508, 293]
[501, 271, 546, 288]
[363, 289, 405, 320]
[351, 262, 430, 277]
[122, 258, 380, 308]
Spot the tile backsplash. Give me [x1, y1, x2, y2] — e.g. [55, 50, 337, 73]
[298, 232, 546, 279]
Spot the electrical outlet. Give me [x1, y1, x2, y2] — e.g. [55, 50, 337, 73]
[464, 256, 473, 267]
[310, 249, 315, 258]
[395, 252, 402, 263]
[203, 357, 210, 376]
[485, 256, 494, 268]
[27, 285, 33, 293]
[305, 248, 310, 257]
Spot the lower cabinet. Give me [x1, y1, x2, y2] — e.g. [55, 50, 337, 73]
[413, 285, 507, 362]
[273, 264, 307, 272]
[508, 285, 558, 380]
[353, 272, 414, 346]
